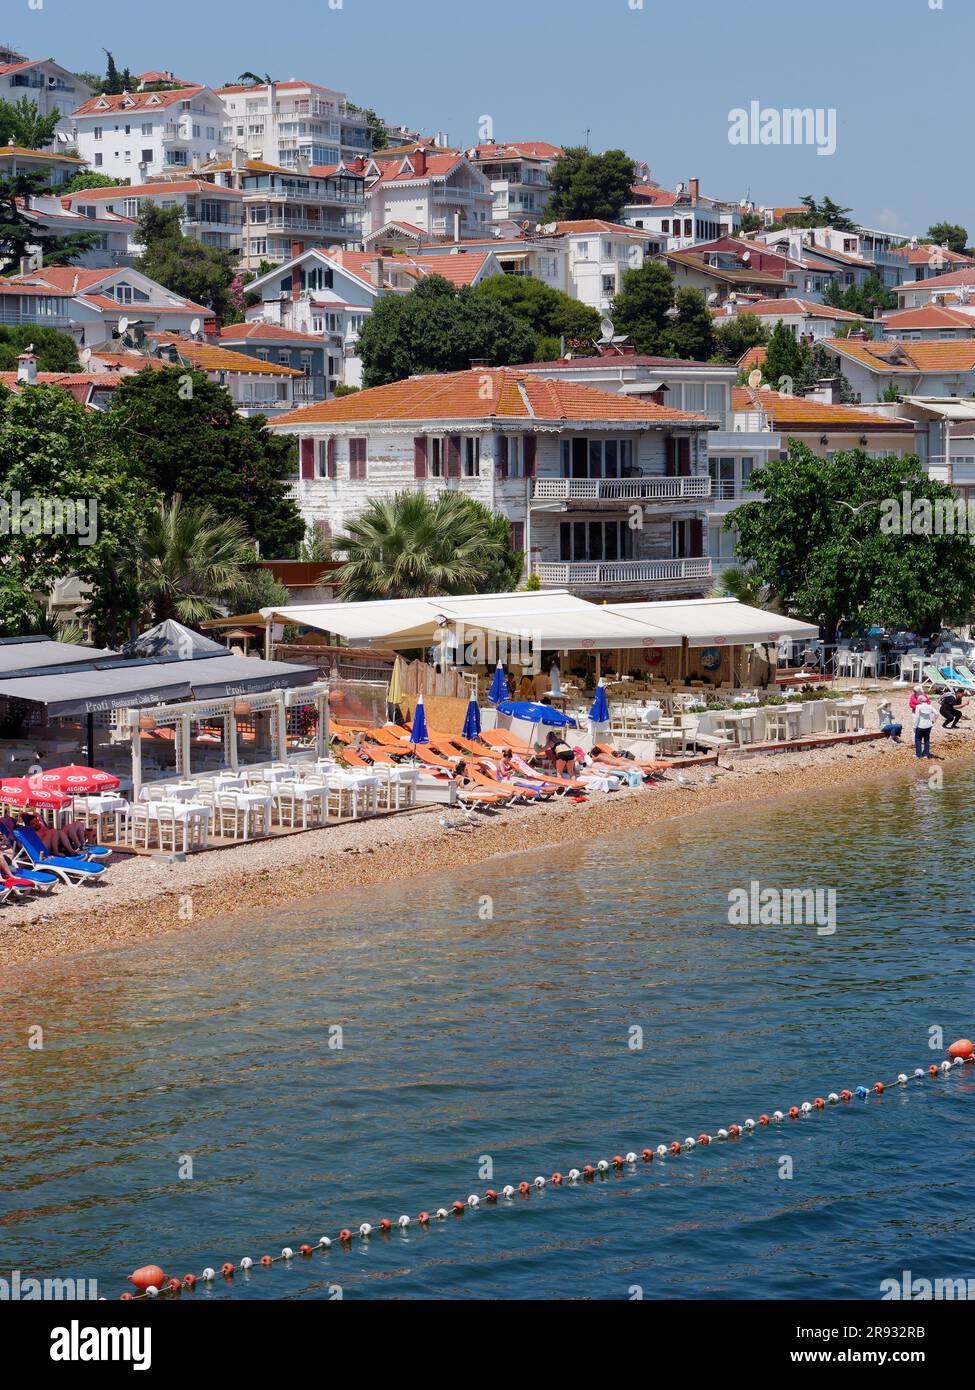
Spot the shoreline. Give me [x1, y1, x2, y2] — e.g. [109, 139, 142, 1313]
[5, 694, 975, 976]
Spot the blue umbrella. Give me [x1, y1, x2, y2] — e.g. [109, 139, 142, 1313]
[487, 661, 507, 704]
[589, 679, 610, 726]
[496, 700, 577, 728]
[410, 693, 429, 749]
[462, 695, 482, 739]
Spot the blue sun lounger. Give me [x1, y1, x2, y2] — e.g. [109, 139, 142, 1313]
[12, 827, 108, 886]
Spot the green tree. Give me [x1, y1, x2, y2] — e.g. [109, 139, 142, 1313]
[474, 274, 600, 351]
[609, 259, 675, 355]
[0, 383, 155, 642]
[102, 50, 134, 96]
[0, 169, 97, 272]
[225, 565, 292, 615]
[739, 210, 763, 234]
[357, 275, 536, 387]
[795, 195, 856, 231]
[0, 96, 60, 150]
[333, 490, 514, 600]
[762, 320, 806, 391]
[135, 495, 254, 626]
[710, 564, 778, 609]
[0, 325, 80, 373]
[926, 222, 968, 255]
[728, 445, 975, 641]
[823, 272, 895, 317]
[135, 203, 239, 319]
[662, 287, 715, 361]
[108, 368, 305, 555]
[61, 171, 127, 195]
[543, 146, 636, 224]
[346, 102, 386, 150]
[712, 312, 768, 364]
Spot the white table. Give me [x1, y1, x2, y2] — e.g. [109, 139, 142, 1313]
[256, 766, 298, 786]
[273, 780, 328, 829]
[144, 800, 212, 852]
[323, 771, 380, 819]
[148, 782, 198, 802]
[217, 791, 272, 839]
[714, 710, 761, 747]
[212, 772, 248, 792]
[80, 794, 130, 844]
[380, 765, 419, 809]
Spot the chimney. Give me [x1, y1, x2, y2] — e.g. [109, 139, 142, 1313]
[291, 240, 305, 260]
[689, 177, 699, 202]
[16, 351, 37, 385]
[411, 147, 427, 176]
[368, 255, 385, 289]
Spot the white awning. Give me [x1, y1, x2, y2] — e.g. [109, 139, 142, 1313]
[603, 597, 819, 646]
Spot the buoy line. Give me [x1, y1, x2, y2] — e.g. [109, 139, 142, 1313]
[121, 1040, 975, 1299]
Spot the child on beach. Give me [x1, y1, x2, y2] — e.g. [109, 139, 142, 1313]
[877, 701, 903, 741]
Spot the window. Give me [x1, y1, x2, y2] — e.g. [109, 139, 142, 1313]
[661, 219, 669, 233]
[575, 240, 591, 260]
[278, 351, 291, 365]
[561, 437, 633, 478]
[349, 437, 367, 480]
[463, 437, 480, 477]
[429, 437, 444, 477]
[94, 153, 103, 167]
[559, 519, 631, 563]
[192, 124, 201, 138]
[93, 126, 102, 140]
[708, 455, 736, 500]
[256, 348, 270, 362]
[141, 149, 152, 164]
[300, 351, 313, 375]
[141, 123, 152, 136]
[601, 273, 615, 294]
[124, 124, 131, 136]
[114, 284, 134, 304]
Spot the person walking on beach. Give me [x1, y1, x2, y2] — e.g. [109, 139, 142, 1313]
[908, 684, 932, 714]
[877, 700, 903, 742]
[912, 697, 935, 759]
[939, 688, 967, 729]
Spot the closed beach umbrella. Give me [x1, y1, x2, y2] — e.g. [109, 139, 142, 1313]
[589, 679, 611, 730]
[487, 661, 507, 704]
[410, 692, 429, 750]
[31, 764, 121, 796]
[386, 655, 406, 722]
[462, 694, 482, 739]
[0, 777, 71, 811]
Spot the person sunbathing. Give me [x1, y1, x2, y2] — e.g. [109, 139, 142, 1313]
[542, 731, 577, 779]
[1, 812, 87, 858]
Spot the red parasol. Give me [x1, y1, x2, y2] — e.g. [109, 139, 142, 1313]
[29, 764, 121, 796]
[0, 777, 72, 810]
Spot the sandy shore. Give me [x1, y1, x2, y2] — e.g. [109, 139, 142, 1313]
[3, 691, 973, 974]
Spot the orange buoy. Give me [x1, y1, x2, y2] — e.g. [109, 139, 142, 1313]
[642, 1148, 653, 1161]
[299, 1243, 314, 1254]
[120, 1292, 133, 1300]
[260, 1255, 273, 1266]
[697, 1134, 710, 1145]
[813, 1098, 825, 1109]
[517, 1182, 530, 1195]
[220, 1262, 234, 1278]
[183, 1273, 197, 1288]
[728, 1124, 741, 1137]
[451, 1200, 464, 1213]
[418, 1212, 429, 1225]
[485, 1189, 498, 1201]
[339, 1229, 353, 1243]
[165, 1278, 181, 1294]
[929, 1064, 939, 1076]
[551, 1172, 563, 1184]
[758, 1114, 770, 1126]
[128, 1265, 165, 1291]
[874, 1082, 884, 1093]
[948, 1038, 974, 1059]
[840, 1089, 852, 1101]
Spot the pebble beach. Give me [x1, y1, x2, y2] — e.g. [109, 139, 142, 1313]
[4, 691, 972, 977]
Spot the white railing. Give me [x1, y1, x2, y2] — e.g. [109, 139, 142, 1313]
[534, 558, 713, 586]
[532, 476, 711, 502]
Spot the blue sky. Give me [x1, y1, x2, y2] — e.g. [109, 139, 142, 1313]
[7, 0, 972, 236]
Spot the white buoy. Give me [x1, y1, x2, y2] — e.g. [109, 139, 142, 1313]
[397, 1216, 410, 1228]
[502, 1185, 515, 1198]
[319, 1236, 332, 1248]
[281, 1247, 294, 1258]
[801, 1102, 812, 1114]
[145, 1286, 159, 1298]
[897, 1074, 907, 1085]
[567, 1169, 581, 1182]
[435, 1208, 448, 1219]
[716, 1128, 729, 1140]
[240, 1257, 253, 1270]
[533, 1176, 545, 1188]
[202, 1268, 215, 1281]
[744, 1119, 755, 1131]
[467, 1195, 479, 1208]
[358, 1224, 372, 1237]
[684, 1137, 695, 1149]
[656, 1144, 668, 1157]
[625, 1152, 637, 1164]
[773, 1110, 785, 1121]
[596, 1159, 609, 1171]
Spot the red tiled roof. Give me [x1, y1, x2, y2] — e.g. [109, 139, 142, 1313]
[406, 251, 494, 287]
[151, 334, 302, 375]
[471, 141, 563, 160]
[367, 152, 465, 185]
[219, 322, 324, 344]
[737, 345, 768, 370]
[269, 368, 710, 428]
[890, 245, 974, 266]
[554, 219, 652, 237]
[629, 184, 678, 205]
[73, 85, 207, 116]
[899, 265, 975, 291]
[732, 385, 914, 430]
[824, 336, 975, 373]
[733, 297, 867, 321]
[880, 306, 975, 329]
[64, 180, 242, 201]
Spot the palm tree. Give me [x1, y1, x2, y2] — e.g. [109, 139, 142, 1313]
[237, 71, 274, 86]
[333, 490, 508, 601]
[136, 495, 254, 626]
[711, 564, 781, 612]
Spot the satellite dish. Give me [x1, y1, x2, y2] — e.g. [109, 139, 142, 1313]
[707, 291, 719, 305]
[80, 347, 92, 365]
[190, 317, 202, 336]
[118, 317, 131, 336]
[542, 222, 558, 234]
[728, 292, 738, 303]
[600, 316, 615, 339]
[675, 181, 685, 196]
[747, 368, 762, 387]
[741, 250, 751, 263]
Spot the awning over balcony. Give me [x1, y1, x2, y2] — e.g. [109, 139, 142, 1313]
[602, 597, 818, 646]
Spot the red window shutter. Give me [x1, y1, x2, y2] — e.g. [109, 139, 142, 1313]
[414, 436, 428, 479]
[446, 434, 461, 478]
[327, 437, 336, 479]
[497, 435, 508, 480]
[523, 434, 536, 477]
[689, 519, 704, 556]
[300, 438, 314, 479]
[350, 438, 367, 479]
[665, 437, 677, 476]
[511, 521, 525, 552]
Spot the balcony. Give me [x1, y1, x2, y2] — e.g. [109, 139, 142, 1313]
[928, 455, 975, 485]
[534, 558, 713, 595]
[531, 476, 711, 508]
[0, 307, 72, 328]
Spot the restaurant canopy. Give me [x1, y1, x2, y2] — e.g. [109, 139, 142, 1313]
[0, 635, 114, 676]
[261, 591, 817, 651]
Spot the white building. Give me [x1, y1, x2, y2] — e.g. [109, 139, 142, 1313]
[270, 366, 717, 600]
[62, 179, 243, 256]
[363, 147, 494, 241]
[552, 220, 664, 313]
[71, 86, 229, 180]
[712, 297, 869, 342]
[216, 80, 371, 169]
[466, 140, 563, 224]
[624, 177, 741, 250]
[0, 44, 92, 145]
[19, 194, 135, 270]
[821, 336, 975, 403]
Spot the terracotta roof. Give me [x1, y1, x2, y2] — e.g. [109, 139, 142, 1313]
[629, 184, 679, 205]
[513, 352, 720, 370]
[203, 157, 290, 175]
[471, 141, 563, 160]
[824, 337, 975, 374]
[219, 323, 325, 344]
[269, 368, 710, 428]
[73, 85, 209, 116]
[1, 266, 113, 292]
[216, 80, 334, 94]
[554, 219, 653, 237]
[367, 152, 465, 185]
[880, 306, 975, 330]
[737, 345, 768, 370]
[136, 71, 195, 87]
[0, 146, 85, 163]
[890, 245, 974, 266]
[732, 297, 867, 321]
[152, 335, 302, 375]
[898, 265, 975, 291]
[406, 251, 495, 287]
[666, 250, 787, 287]
[732, 385, 914, 430]
[64, 179, 242, 201]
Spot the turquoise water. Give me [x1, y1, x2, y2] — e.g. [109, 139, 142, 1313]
[2, 766, 974, 1300]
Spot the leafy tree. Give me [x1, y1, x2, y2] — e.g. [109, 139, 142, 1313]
[108, 368, 305, 555]
[794, 195, 856, 230]
[134, 496, 254, 626]
[346, 102, 386, 150]
[823, 272, 895, 317]
[0, 96, 60, 150]
[0, 383, 156, 642]
[0, 170, 97, 273]
[225, 565, 292, 615]
[662, 287, 714, 361]
[102, 50, 134, 96]
[925, 222, 968, 255]
[0, 325, 80, 373]
[474, 274, 600, 351]
[762, 320, 806, 391]
[739, 210, 763, 234]
[609, 259, 675, 355]
[543, 146, 636, 224]
[710, 564, 778, 610]
[61, 171, 127, 195]
[712, 312, 768, 364]
[134, 203, 239, 319]
[357, 275, 536, 387]
[333, 490, 513, 600]
[728, 445, 975, 641]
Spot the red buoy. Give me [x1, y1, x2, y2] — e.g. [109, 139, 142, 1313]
[788, 1106, 800, 1119]
[669, 1141, 681, 1155]
[612, 1155, 624, 1168]
[929, 1064, 939, 1076]
[551, 1172, 563, 1184]
[485, 1189, 498, 1201]
[840, 1089, 852, 1101]
[583, 1164, 595, 1177]
[128, 1265, 165, 1291]
[697, 1134, 710, 1145]
[948, 1038, 974, 1059]
[165, 1278, 181, 1294]
[120, 1292, 133, 1301]
[874, 1082, 884, 1094]
[259, 1255, 273, 1266]
[183, 1274, 197, 1288]
[220, 1262, 234, 1278]
[339, 1229, 353, 1243]
[642, 1148, 653, 1161]
[299, 1243, 314, 1255]
[814, 1098, 825, 1109]
[758, 1115, 770, 1126]
[451, 1200, 464, 1213]
[728, 1124, 741, 1137]
[418, 1212, 430, 1225]
[517, 1181, 530, 1195]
